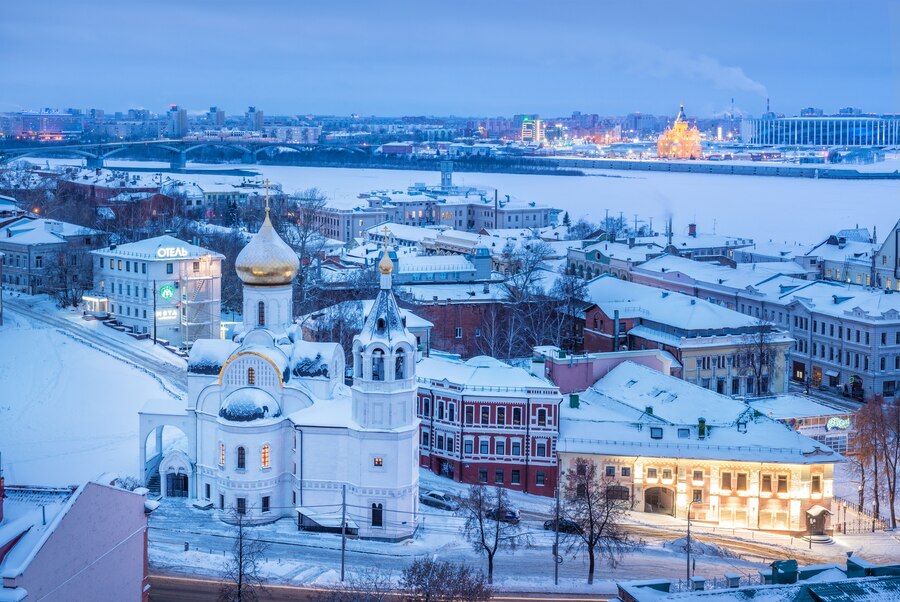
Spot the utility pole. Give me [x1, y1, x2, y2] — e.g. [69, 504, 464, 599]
[152, 278, 157, 344]
[554, 479, 561, 585]
[340, 484, 347, 582]
[686, 498, 697, 583]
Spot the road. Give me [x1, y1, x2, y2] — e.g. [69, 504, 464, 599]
[148, 574, 614, 602]
[4, 296, 187, 395]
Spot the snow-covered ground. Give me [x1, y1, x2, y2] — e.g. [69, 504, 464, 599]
[23, 158, 900, 247]
[0, 299, 175, 485]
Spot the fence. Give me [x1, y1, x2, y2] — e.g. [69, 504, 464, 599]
[832, 495, 891, 530]
[669, 573, 765, 593]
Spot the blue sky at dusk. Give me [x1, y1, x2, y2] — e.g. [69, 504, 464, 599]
[1, 0, 897, 117]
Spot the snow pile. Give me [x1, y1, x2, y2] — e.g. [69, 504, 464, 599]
[291, 353, 329, 378]
[663, 537, 739, 559]
[219, 389, 280, 422]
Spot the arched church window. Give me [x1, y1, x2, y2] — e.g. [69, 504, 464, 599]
[376, 318, 385, 333]
[371, 503, 383, 527]
[261, 444, 270, 469]
[247, 367, 256, 386]
[258, 301, 266, 327]
[372, 349, 385, 381]
[395, 348, 405, 379]
[237, 446, 246, 469]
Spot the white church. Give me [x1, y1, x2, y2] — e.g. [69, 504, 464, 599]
[139, 208, 420, 540]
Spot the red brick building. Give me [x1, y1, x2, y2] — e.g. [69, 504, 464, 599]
[416, 355, 561, 496]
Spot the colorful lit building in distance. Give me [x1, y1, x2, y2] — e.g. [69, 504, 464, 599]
[657, 105, 702, 159]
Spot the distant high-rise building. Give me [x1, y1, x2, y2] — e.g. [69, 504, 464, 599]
[166, 105, 188, 138]
[207, 106, 225, 127]
[128, 108, 151, 121]
[245, 106, 264, 131]
[800, 107, 824, 117]
[520, 116, 545, 143]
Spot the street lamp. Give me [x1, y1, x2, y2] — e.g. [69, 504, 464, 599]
[686, 496, 700, 583]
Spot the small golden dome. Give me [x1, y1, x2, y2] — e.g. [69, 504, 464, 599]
[235, 212, 300, 286]
[378, 249, 393, 275]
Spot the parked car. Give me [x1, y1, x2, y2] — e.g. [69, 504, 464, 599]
[543, 518, 583, 534]
[419, 490, 460, 511]
[485, 508, 520, 524]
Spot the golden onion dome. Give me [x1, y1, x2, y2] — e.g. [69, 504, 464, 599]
[378, 249, 394, 275]
[235, 212, 300, 286]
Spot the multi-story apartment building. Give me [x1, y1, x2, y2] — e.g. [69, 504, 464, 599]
[0, 215, 101, 295]
[416, 355, 561, 495]
[581, 275, 793, 397]
[631, 254, 900, 400]
[87, 235, 223, 346]
[558, 362, 842, 534]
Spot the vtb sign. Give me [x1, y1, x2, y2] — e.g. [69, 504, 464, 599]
[156, 247, 188, 259]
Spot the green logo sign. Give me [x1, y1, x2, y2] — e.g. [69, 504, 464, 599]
[159, 284, 176, 300]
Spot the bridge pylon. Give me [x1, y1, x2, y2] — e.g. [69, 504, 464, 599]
[170, 151, 187, 170]
[86, 155, 104, 169]
[241, 149, 256, 165]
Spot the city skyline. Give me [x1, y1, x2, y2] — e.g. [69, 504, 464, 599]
[1, 0, 897, 117]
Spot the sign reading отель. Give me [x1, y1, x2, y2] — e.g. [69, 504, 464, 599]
[156, 247, 188, 259]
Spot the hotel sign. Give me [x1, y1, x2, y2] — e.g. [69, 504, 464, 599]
[155, 309, 179, 321]
[156, 247, 188, 259]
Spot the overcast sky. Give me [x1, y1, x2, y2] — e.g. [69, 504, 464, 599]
[1, 0, 898, 118]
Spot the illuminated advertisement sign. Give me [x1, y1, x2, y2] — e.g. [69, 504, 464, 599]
[826, 416, 851, 431]
[156, 247, 188, 259]
[159, 284, 176, 300]
[155, 309, 179, 321]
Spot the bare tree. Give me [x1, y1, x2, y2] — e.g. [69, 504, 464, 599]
[547, 269, 588, 352]
[219, 513, 269, 602]
[855, 396, 900, 527]
[567, 218, 598, 241]
[735, 320, 782, 397]
[305, 300, 364, 365]
[400, 558, 492, 602]
[562, 458, 635, 584]
[325, 567, 394, 602]
[458, 485, 527, 584]
[473, 302, 518, 361]
[275, 188, 329, 314]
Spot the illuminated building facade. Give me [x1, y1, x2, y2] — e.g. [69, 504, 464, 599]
[657, 105, 702, 159]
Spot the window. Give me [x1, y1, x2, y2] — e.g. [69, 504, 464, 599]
[512, 408, 522, 425]
[236, 497, 246, 515]
[262, 496, 270, 513]
[237, 446, 246, 470]
[464, 440, 473, 454]
[479, 440, 489, 454]
[650, 427, 663, 439]
[692, 470, 704, 482]
[647, 467, 658, 478]
[536, 470, 545, 486]
[193, 261, 200, 273]
[811, 475, 822, 495]
[761, 474, 773, 493]
[465, 406, 474, 424]
[495, 441, 505, 455]
[445, 436, 453, 451]
[678, 428, 690, 439]
[621, 467, 631, 477]
[205, 483, 211, 499]
[261, 444, 270, 468]
[662, 468, 673, 480]
[421, 431, 430, 446]
[737, 473, 748, 491]
[480, 407, 489, 425]
[166, 263, 173, 274]
[247, 367, 255, 385]
[455, 327, 462, 339]
[100, 258, 105, 269]
[479, 469, 488, 483]
[495, 469, 504, 484]
[511, 470, 521, 485]
[35, 255, 43, 268]
[511, 441, 521, 456]
[219, 443, 225, 467]
[605, 465, 616, 477]
[437, 402, 444, 420]
[126, 260, 130, 272]
[537, 409, 547, 426]
[497, 407, 505, 425]
[692, 489, 703, 503]
[371, 503, 383, 527]
[536, 442, 547, 457]
[258, 301, 265, 326]
[437, 435, 444, 451]
[777, 474, 788, 494]
[448, 404, 455, 422]
[721, 472, 732, 491]
[219, 494, 225, 510]
[374, 457, 384, 467]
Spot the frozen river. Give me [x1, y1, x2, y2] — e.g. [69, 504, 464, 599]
[23, 157, 900, 245]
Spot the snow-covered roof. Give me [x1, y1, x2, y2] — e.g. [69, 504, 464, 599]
[558, 362, 842, 465]
[0, 217, 98, 246]
[93, 235, 224, 261]
[397, 282, 507, 303]
[364, 222, 436, 243]
[635, 254, 810, 289]
[582, 240, 664, 263]
[188, 339, 239, 375]
[585, 275, 764, 332]
[416, 355, 560, 398]
[219, 388, 281, 422]
[397, 254, 475, 274]
[747, 395, 849, 420]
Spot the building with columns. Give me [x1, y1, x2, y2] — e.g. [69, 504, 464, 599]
[139, 207, 419, 540]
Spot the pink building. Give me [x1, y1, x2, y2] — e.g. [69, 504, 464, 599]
[0, 477, 152, 601]
[534, 347, 682, 394]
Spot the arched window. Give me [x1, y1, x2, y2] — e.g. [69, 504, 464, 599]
[258, 301, 266, 327]
[247, 367, 255, 385]
[237, 446, 246, 469]
[395, 348, 406, 379]
[371, 503, 383, 527]
[437, 401, 444, 420]
[448, 403, 455, 423]
[372, 349, 385, 381]
[261, 444, 270, 468]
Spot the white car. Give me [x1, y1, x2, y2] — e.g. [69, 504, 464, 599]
[419, 490, 460, 511]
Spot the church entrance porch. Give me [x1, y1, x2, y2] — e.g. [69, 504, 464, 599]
[165, 473, 189, 497]
[643, 487, 675, 515]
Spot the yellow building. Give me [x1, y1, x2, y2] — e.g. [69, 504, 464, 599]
[558, 362, 841, 534]
[657, 105, 702, 159]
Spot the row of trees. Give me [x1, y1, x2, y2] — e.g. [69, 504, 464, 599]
[851, 395, 900, 528]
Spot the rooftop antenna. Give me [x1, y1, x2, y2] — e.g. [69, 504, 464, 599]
[766, 97, 770, 113]
[667, 216, 673, 247]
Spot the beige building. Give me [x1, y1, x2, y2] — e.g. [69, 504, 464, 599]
[558, 362, 841, 534]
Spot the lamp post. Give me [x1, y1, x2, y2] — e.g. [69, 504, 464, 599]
[858, 484, 863, 513]
[686, 497, 699, 583]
